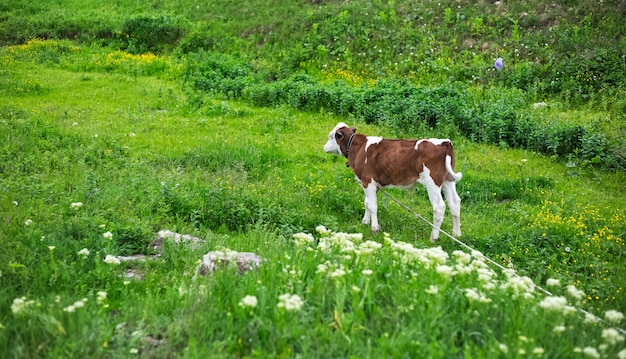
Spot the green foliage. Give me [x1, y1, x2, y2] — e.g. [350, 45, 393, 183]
[182, 51, 255, 98]
[117, 16, 185, 54]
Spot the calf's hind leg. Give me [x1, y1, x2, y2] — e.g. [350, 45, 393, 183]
[421, 178, 446, 242]
[442, 180, 462, 237]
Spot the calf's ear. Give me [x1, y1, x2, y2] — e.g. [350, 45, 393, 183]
[335, 131, 344, 140]
[351, 127, 357, 133]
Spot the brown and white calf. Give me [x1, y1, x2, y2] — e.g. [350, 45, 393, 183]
[323, 122, 462, 242]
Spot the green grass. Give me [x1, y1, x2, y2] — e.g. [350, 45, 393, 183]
[1, 42, 625, 358]
[1, 0, 625, 357]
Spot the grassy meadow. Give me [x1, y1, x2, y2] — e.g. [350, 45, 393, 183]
[1, 0, 626, 358]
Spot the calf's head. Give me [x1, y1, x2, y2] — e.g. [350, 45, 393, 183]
[324, 122, 357, 156]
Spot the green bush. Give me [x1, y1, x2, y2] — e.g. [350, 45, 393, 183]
[182, 51, 256, 98]
[118, 16, 185, 54]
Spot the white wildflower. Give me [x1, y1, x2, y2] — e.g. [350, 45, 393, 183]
[465, 288, 492, 303]
[605, 310, 624, 323]
[533, 347, 545, 355]
[582, 347, 600, 359]
[129, 348, 138, 354]
[239, 295, 258, 308]
[317, 232, 359, 253]
[351, 285, 361, 293]
[539, 296, 568, 311]
[63, 305, 76, 313]
[454, 262, 473, 275]
[584, 312, 600, 324]
[553, 325, 566, 333]
[618, 349, 626, 359]
[73, 300, 85, 309]
[48, 246, 55, 251]
[425, 285, 439, 295]
[537, 296, 576, 315]
[315, 225, 331, 235]
[277, 294, 303, 312]
[498, 343, 508, 353]
[436, 265, 455, 279]
[358, 240, 382, 254]
[24, 219, 32, 226]
[77, 248, 90, 257]
[316, 263, 327, 273]
[546, 278, 560, 287]
[96, 291, 107, 303]
[425, 246, 449, 265]
[70, 202, 83, 210]
[293, 232, 315, 247]
[566, 285, 585, 302]
[476, 267, 496, 283]
[11, 297, 29, 314]
[103, 255, 120, 265]
[329, 268, 346, 279]
[103, 231, 113, 240]
[452, 250, 471, 265]
[501, 273, 535, 298]
[362, 269, 373, 276]
[601, 328, 624, 345]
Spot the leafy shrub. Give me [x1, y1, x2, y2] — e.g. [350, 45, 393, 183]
[362, 82, 468, 136]
[118, 16, 185, 54]
[175, 28, 219, 55]
[182, 51, 256, 98]
[580, 132, 625, 169]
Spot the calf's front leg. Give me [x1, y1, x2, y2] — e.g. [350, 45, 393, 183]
[362, 183, 380, 232]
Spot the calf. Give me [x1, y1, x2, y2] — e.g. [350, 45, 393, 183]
[323, 122, 462, 242]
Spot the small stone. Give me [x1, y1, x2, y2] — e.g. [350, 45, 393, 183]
[195, 251, 263, 276]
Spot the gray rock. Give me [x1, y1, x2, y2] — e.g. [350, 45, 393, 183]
[194, 250, 263, 277]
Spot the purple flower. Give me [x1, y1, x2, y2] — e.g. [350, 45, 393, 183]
[494, 57, 503, 70]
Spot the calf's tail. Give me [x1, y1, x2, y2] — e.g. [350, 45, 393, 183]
[445, 142, 462, 182]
